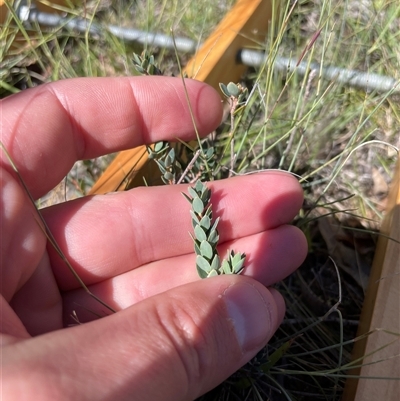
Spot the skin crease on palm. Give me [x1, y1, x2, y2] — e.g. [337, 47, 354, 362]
[1, 76, 308, 401]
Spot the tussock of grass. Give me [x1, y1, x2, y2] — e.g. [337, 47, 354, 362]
[1, 0, 399, 400]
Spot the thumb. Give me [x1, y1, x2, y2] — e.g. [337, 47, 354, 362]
[5, 276, 285, 401]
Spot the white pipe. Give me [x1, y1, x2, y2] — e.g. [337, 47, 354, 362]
[239, 49, 399, 94]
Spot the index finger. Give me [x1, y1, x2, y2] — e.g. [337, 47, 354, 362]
[1, 76, 223, 198]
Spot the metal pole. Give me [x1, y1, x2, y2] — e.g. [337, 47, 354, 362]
[239, 49, 399, 94]
[19, 5, 198, 53]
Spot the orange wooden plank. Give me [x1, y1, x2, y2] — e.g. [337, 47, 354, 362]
[343, 157, 400, 400]
[185, 0, 277, 91]
[89, 147, 157, 194]
[90, 0, 279, 194]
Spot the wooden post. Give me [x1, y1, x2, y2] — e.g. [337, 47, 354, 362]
[89, 0, 279, 194]
[185, 0, 277, 93]
[343, 158, 400, 400]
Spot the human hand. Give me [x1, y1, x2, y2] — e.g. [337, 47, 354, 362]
[1, 77, 307, 401]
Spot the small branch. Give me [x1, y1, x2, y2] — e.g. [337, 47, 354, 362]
[177, 150, 201, 184]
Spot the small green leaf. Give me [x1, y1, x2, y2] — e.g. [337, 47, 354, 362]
[210, 254, 220, 271]
[199, 186, 210, 203]
[196, 266, 208, 279]
[220, 259, 231, 275]
[194, 225, 207, 241]
[207, 228, 219, 245]
[154, 141, 165, 152]
[194, 241, 201, 256]
[164, 155, 173, 168]
[200, 240, 213, 259]
[190, 210, 200, 225]
[132, 53, 141, 65]
[199, 214, 211, 230]
[188, 186, 198, 199]
[231, 255, 245, 274]
[233, 252, 245, 263]
[194, 180, 204, 193]
[164, 148, 175, 167]
[189, 233, 201, 253]
[219, 251, 246, 275]
[219, 82, 231, 97]
[197, 255, 211, 273]
[203, 205, 213, 219]
[168, 147, 175, 158]
[192, 197, 204, 214]
[207, 269, 218, 277]
[227, 82, 240, 97]
[205, 147, 214, 158]
[210, 216, 220, 232]
[163, 171, 174, 181]
[134, 67, 144, 75]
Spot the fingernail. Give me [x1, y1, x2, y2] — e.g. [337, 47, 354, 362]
[223, 282, 275, 352]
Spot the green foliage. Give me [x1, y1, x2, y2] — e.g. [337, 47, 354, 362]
[132, 51, 246, 278]
[146, 138, 218, 184]
[219, 81, 248, 105]
[132, 50, 163, 76]
[147, 141, 182, 184]
[220, 250, 246, 275]
[183, 181, 245, 279]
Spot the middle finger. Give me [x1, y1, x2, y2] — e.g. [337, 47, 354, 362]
[43, 172, 303, 291]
